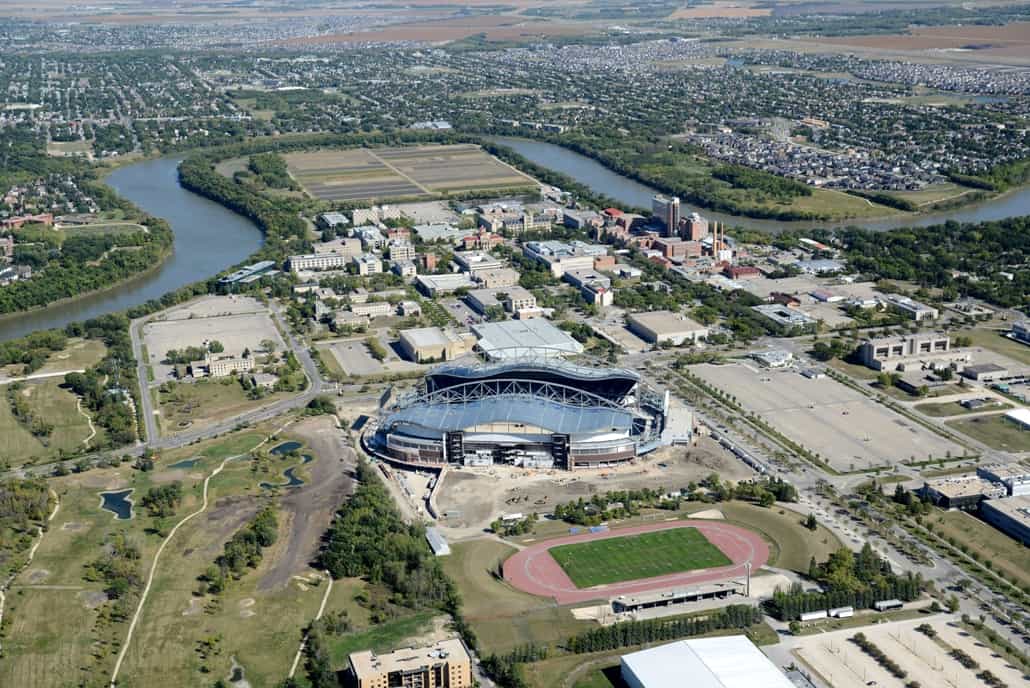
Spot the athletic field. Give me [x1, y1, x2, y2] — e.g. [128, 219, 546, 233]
[548, 527, 731, 588]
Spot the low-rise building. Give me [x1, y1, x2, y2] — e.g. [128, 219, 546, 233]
[351, 301, 394, 319]
[922, 476, 1005, 510]
[392, 260, 417, 278]
[388, 240, 416, 262]
[398, 327, 476, 363]
[794, 258, 844, 275]
[0, 236, 13, 262]
[472, 318, 584, 360]
[475, 267, 520, 289]
[723, 265, 762, 280]
[751, 304, 817, 331]
[962, 363, 1008, 382]
[354, 226, 387, 251]
[1011, 320, 1030, 345]
[752, 350, 793, 368]
[353, 253, 382, 276]
[453, 250, 504, 276]
[883, 294, 939, 322]
[398, 300, 422, 317]
[977, 463, 1030, 497]
[620, 636, 794, 688]
[466, 286, 536, 315]
[980, 495, 1030, 545]
[856, 334, 964, 371]
[313, 237, 362, 257]
[349, 638, 471, 688]
[289, 253, 348, 273]
[317, 211, 349, 230]
[627, 311, 708, 346]
[564, 268, 614, 307]
[416, 273, 476, 297]
[188, 354, 255, 378]
[523, 240, 607, 277]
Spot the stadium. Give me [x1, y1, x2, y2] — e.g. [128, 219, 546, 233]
[366, 350, 672, 470]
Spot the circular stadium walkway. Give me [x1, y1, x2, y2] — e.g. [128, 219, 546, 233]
[503, 520, 769, 605]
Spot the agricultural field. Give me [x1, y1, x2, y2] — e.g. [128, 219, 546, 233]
[283, 144, 536, 202]
[549, 527, 731, 588]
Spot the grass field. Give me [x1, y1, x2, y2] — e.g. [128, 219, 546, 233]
[62, 222, 147, 237]
[915, 400, 1011, 418]
[947, 413, 1030, 452]
[157, 379, 288, 434]
[709, 502, 843, 573]
[549, 528, 731, 589]
[955, 327, 1030, 367]
[0, 378, 102, 465]
[0, 338, 106, 378]
[933, 509, 1030, 591]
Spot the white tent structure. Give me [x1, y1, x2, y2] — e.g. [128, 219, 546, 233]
[621, 636, 794, 688]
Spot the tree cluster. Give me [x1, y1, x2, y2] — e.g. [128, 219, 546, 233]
[566, 604, 762, 653]
[139, 482, 184, 518]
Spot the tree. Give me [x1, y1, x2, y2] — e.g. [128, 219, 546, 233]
[208, 340, 224, 354]
[261, 339, 277, 353]
[805, 513, 818, 531]
[789, 620, 802, 635]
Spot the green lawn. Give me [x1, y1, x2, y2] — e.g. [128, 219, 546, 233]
[954, 327, 1030, 367]
[934, 509, 1030, 591]
[549, 528, 731, 589]
[915, 400, 1011, 418]
[947, 413, 1030, 452]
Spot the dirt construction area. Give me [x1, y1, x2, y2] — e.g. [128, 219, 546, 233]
[142, 296, 284, 380]
[433, 438, 755, 539]
[792, 615, 1027, 688]
[690, 363, 964, 472]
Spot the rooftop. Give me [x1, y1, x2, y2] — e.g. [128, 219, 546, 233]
[628, 310, 707, 334]
[982, 495, 1030, 525]
[400, 327, 470, 349]
[471, 318, 584, 360]
[349, 639, 467, 679]
[621, 636, 794, 688]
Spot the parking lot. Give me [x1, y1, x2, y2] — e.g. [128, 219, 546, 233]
[141, 296, 283, 381]
[691, 363, 964, 472]
[792, 616, 1026, 688]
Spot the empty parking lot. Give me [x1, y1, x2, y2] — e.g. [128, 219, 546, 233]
[691, 363, 964, 471]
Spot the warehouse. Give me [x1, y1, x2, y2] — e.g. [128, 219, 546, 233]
[621, 636, 793, 688]
[627, 310, 708, 346]
[398, 327, 476, 363]
[980, 495, 1030, 545]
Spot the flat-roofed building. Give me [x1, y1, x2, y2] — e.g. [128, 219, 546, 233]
[621, 636, 793, 688]
[684, 212, 708, 241]
[318, 211, 349, 230]
[523, 240, 607, 277]
[353, 253, 383, 276]
[349, 638, 471, 688]
[884, 294, 939, 322]
[354, 226, 388, 251]
[475, 267, 520, 289]
[856, 333, 965, 371]
[627, 311, 708, 346]
[962, 362, 1008, 382]
[351, 302, 393, 319]
[289, 253, 348, 273]
[922, 476, 1006, 510]
[471, 318, 584, 360]
[751, 304, 817, 331]
[313, 237, 362, 257]
[392, 260, 417, 278]
[1012, 320, 1030, 345]
[188, 354, 255, 378]
[977, 463, 1030, 497]
[416, 273, 476, 297]
[980, 495, 1030, 545]
[453, 250, 503, 276]
[1006, 407, 1030, 430]
[466, 286, 536, 315]
[388, 240, 416, 262]
[564, 268, 614, 307]
[399, 327, 476, 363]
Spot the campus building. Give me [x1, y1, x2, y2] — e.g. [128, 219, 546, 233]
[621, 636, 794, 688]
[349, 638, 471, 688]
[922, 476, 1006, 510]
[651, 195, 680, 236]
[398, 327, 477, 363]
[289, 253, 348, 273]
[627, 311, 708, 346]
[856, 334, 964, 371]
[980, 495, 1030, 546]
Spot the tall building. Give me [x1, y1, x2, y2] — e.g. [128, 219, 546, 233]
[652, 195, 680, 236]
[349, 639, 471, 688]
[683, 212, 708, 241]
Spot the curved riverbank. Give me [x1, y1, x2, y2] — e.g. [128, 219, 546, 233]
[489, 136, 1030, 233]
[0, 157, 264, 340]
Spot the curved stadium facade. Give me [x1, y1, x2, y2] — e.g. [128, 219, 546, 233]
[369, 352, 669, 470]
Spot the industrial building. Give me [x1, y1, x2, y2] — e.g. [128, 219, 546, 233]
[977, 463, 1030, 497]
[980, 495, 1030, 545]
[922, 476, 1006, 510]
[627, 311, 708, 346]
[620, 636, 793, 688]
[1011, 320, 1030, 345]
[349, 638, 471, 688]
[856, 333, 964, 371]
[370, 354, 669, 470]
[398, 327, 476, 363]
[1006, 407, 1030, 430]
[471, 318, 583, 360]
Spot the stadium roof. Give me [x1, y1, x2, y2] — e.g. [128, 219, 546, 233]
[431, 356, 639, 384]
[471, 319, 584, 360]
[621, 636, 794, 688]
[385, 396, 633, 436]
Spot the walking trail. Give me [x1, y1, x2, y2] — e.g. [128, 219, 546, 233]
[108, 420, 295, 688]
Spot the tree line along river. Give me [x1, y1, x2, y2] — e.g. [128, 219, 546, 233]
[3, 140, 1030, 341]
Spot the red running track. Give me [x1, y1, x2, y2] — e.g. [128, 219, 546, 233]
[503, 520, 769, 605]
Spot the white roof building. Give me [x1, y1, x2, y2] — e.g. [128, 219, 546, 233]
[1006, 407, 1030, 430]
[621, 636, 794, 688]
[471, 318, 583, 360]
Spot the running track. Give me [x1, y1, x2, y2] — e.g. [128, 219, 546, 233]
[503, 520, 769, 605]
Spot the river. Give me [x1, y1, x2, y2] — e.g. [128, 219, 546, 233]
[0, 157, 264, 341]
[489, 136, 1030, 233]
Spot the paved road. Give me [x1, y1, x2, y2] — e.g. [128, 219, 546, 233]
[128, 313, 160, 443]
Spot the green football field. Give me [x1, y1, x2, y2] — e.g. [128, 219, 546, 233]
[548, 527, 732, 588]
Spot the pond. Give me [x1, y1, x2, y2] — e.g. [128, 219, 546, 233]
[259, 455, 313, 490]
[167, 458, 201, 469]
[270, 441, 303, 456]
[99, 489, 134, 520]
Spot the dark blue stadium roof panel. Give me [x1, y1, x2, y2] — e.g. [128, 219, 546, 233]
[426, 358, 640, 401]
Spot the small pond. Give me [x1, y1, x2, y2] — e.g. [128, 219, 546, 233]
[270, 441, 303, 456]
[259, 455, 314, 490]
[168, 458, 201, 469]
[99, 489, 134, 520]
